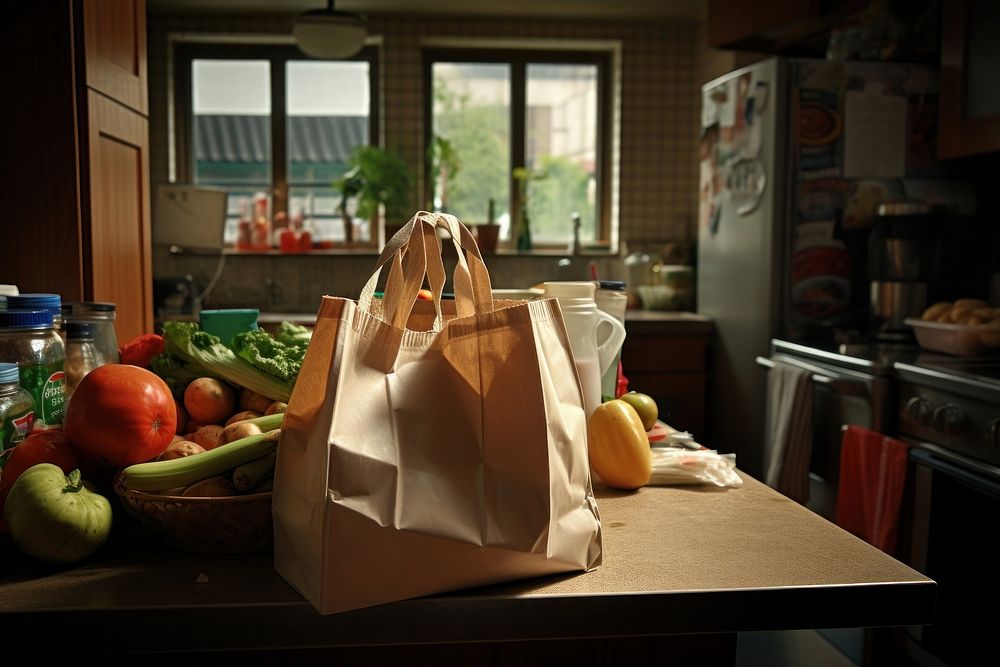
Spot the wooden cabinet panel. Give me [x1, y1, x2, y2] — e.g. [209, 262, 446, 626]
[3, 2, 86, 301]
[939, 0, 1000, 158]
[82, 0, 147, 115]
[86, 91, 153, 343]
[621, 336, 708, 373]
[626, 373, 706, 437]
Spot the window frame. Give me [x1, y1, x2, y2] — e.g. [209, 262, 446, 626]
[423, 48, 613, 244]
[173, 42, 380, 227]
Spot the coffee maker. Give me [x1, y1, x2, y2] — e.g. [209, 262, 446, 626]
[867, 202, 942, 338]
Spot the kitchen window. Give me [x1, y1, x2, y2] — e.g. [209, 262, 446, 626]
[424, 49, 612, 247]
[173, 43, 378, 245]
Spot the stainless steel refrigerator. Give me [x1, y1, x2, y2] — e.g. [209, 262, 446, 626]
[696, 57, 955, 476]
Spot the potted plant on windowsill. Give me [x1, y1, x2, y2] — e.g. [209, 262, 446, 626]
[334, 146, 411, 247]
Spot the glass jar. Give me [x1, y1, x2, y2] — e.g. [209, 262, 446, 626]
[63, 301, 119, 364]
[64, 322, 107, 402]
[5, 293, 63, 340]
[0, 362, 36, 465]
[0, 309, 66, 431]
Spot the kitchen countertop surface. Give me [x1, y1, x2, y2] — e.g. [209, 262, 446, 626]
[0, 473, 932, 655]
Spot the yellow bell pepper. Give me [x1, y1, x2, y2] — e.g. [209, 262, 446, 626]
[587, 399, 652, 490]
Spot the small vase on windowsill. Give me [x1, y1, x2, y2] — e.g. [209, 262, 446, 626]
[516, 204, 533, 253]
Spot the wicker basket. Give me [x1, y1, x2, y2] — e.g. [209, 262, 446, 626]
[114, 475, 273, 553]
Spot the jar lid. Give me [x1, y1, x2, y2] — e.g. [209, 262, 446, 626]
[6, 293, 61, 314]
[0, 362, 20, 384]
[598, 280, 626, 291]
[63, 301, 116, 315]
[0, 309, 54, 329]
[66, 322, 97, 340]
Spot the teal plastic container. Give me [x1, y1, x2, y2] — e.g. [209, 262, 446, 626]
[199, 309, 259, 347]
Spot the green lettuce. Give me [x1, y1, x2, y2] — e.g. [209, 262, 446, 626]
[159, 321, 293, 402]
[149, 351, 213, 399]
[231, 328, 305, 383]
[276, 321, 312, 349]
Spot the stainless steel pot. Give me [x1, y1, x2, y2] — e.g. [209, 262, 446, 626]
[870, 281, 927, 331]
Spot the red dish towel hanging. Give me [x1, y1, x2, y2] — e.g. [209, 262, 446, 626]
[835, 425, 910, 556]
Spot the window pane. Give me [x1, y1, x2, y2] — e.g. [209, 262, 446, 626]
[192, 60, 271, 244]
[432, 63, 511, 235]
[287, 60, 371, 241]
[526, 63, 599, 243]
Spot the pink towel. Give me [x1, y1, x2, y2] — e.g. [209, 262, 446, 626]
[835, 425, 909, 556]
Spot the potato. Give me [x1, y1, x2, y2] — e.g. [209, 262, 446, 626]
[192, 424, 225, 450]
[225, 410, 261, 427]
[239, 388, 273, 415]
[185, 419, 210, 432]
[184, 378, 236, 424]
[156, 440, 206, 461]
[922, 302, 952, 321]
[181, 476, 236, 497]
[264, 401, 287, 416]
[220, 421, 262, 445]
[170, 434, 186, 444]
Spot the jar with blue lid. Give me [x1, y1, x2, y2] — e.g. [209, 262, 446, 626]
[0, 362, 35, 465]
[0, 309, 66, 431]
[5, 293, 63, 339]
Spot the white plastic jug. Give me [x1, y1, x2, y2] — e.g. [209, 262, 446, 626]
[543, 282, 627, 419]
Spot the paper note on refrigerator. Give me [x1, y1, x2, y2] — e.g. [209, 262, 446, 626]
[843, 87, 907, 179]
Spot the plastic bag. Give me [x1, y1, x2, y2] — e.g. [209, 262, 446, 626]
[648, 448, 742, 488]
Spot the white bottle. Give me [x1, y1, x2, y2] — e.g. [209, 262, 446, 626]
[543, 282, 627, 419]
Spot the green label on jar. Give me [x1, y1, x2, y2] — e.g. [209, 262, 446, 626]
[1, 405, 35, 466]
[19, 363, 66, 428]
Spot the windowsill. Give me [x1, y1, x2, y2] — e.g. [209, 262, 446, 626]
[165, 245, 619, 258]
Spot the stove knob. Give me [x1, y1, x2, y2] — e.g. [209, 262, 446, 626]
[987, 419, 1000, 450]
[933, 404, 965, 435]
[906, 397, 933, 426]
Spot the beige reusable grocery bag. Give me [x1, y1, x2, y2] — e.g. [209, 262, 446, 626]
[273, 211, 603, 615]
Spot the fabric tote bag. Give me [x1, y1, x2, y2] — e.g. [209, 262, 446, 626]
[273, 211, 603, 615]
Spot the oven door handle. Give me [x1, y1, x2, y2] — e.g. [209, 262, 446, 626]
[756, 356, 869, 398]
[810, 373, 869, 398]
[909, 444, 1000, 500]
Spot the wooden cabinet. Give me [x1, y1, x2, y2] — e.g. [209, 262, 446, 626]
[620, 314, 713, 437]
[707, 0, 867, 51]
[938, 0, 1000, 159]
[3, 0, 151, 343]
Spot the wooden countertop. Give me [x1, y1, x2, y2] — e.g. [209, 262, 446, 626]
[0, 474, 933, 655]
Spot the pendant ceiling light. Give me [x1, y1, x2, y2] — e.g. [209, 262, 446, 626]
[293, 0, 367, 59]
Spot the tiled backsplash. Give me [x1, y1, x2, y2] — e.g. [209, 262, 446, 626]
[155, 248, 629, 314]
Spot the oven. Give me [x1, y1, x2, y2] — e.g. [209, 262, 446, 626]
[895, 361, 1000, 666]
[757, 339, 898, 521]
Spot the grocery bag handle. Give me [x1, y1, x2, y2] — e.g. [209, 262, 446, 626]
[359, 212, 493, 328]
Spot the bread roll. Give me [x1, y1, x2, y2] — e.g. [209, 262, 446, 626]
[922, 301, 952, 321]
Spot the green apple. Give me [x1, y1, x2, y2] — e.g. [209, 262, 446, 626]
[619, 391, 658, 431]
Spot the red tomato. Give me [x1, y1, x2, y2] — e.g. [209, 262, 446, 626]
[0, 430, 78, 532]
[64, 364, 177, 468]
